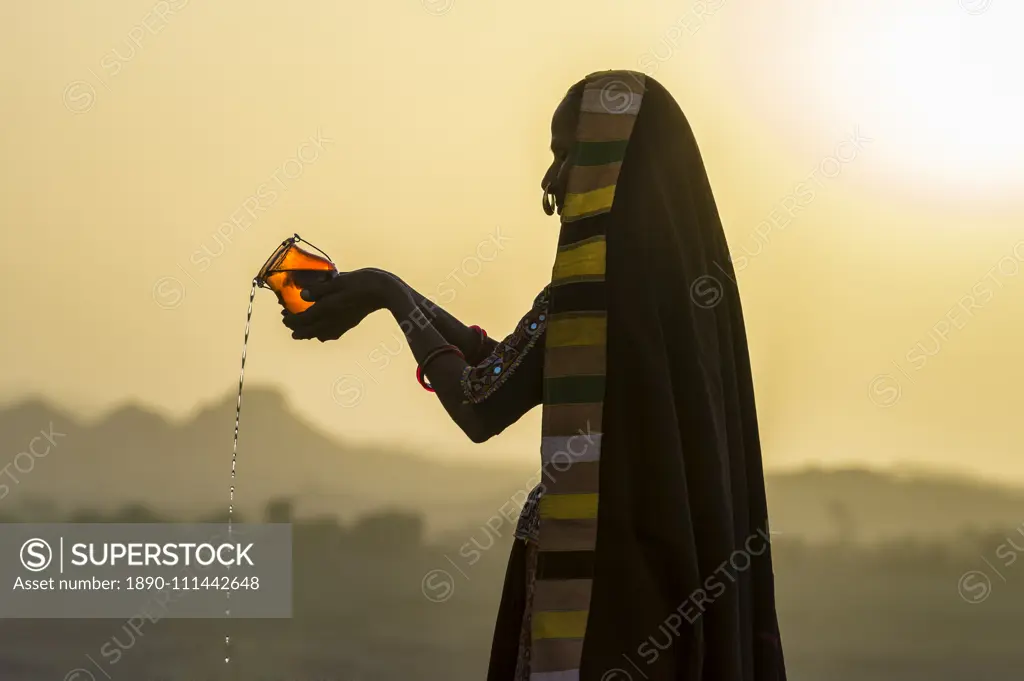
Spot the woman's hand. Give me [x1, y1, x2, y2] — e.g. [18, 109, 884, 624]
[282, 268, 398, 342]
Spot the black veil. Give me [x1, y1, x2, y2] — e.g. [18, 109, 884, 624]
[582, 74, 786, 681]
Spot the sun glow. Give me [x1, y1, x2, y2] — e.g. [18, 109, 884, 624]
[719, 2, 1024, 199]
[817, 7, 1024, 196]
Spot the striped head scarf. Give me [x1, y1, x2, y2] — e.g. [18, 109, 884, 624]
[532, 69, 647, 681]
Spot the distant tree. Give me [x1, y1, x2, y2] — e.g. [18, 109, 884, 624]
[17, 496, 60, 522]
[68, 509, 106, 523]
[827, 499, 859, 544]
[109, 503, 166, 523]
[264, 497, 295, 524]
[349, 509, 424, 551]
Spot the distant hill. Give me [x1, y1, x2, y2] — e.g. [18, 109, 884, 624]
[0, 387, 527, 533]
[764, 467, 1024, 542]
[1, 388, 1022, 542]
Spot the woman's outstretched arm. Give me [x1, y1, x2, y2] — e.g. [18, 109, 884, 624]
[385, 277, 545, 442]
[374, 270, 498, 365]
[283, 269, 545, 443]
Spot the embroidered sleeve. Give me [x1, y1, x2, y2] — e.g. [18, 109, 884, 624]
[514, 484, 543, 543]
[464, 333, 499, 367]
[460, 287, 549, 404]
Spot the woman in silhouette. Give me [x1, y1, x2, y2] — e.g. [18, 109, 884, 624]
[284, 70, 786, 681]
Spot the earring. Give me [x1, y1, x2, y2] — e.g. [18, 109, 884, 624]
[542, 189, 556, 216]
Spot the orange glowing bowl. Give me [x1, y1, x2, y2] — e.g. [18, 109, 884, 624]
[255, 235, 337, 314]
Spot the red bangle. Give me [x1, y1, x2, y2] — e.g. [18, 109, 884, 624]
[416, 344, 465, 392]
[469, 325, 488, 339]
[416, 365, 436, 392]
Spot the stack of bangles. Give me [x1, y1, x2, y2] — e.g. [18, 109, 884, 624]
[416, 325, 486, 392]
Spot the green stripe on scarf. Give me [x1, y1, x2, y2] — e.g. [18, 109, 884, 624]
[570, 140, 630, 166]
[544, 375, 606, 405]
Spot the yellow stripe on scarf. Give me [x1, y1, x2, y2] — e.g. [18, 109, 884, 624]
[551, 236, 606, 282]
[540, 493, 599, 520]
[546, 316, 607, 348]
[532, 609, 590, 640]
[562, 185, 616, 221]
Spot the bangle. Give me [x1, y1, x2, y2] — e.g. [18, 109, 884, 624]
[469, 325, 488, 340]
[416, 344, 465, 392]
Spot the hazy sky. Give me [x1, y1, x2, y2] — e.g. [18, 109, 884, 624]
[2, 0, 1022, 482]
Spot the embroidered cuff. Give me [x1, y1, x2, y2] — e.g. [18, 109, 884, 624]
[460, 288, 549, 404]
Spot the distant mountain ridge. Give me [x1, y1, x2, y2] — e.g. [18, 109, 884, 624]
[0, 387, 526, 533]
[1, 388, 1022, 542]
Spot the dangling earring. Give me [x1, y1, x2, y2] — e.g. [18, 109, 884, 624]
[542, 188, 556, 216]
